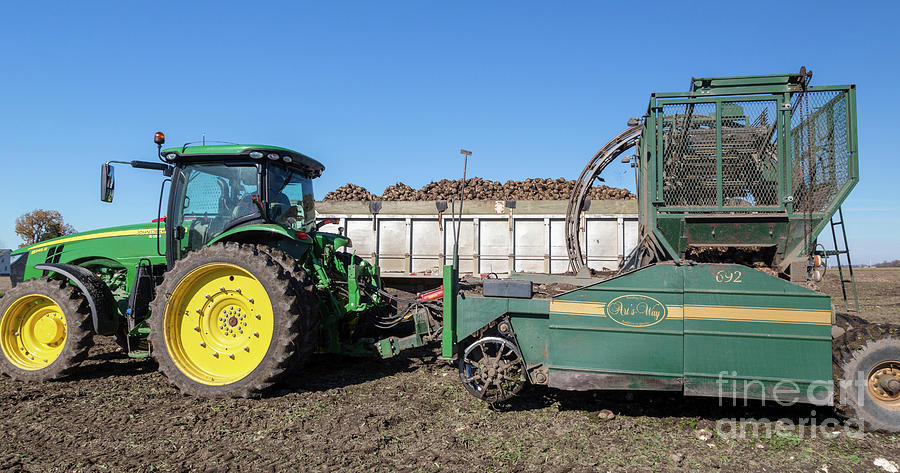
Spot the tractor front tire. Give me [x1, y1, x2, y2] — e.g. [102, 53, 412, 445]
[149, 243, 311, 397]
[0, 277, 94, 381]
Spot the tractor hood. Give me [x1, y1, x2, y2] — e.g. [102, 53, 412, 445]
[13, 222, 163, 256]
[11, 222, 167, 286]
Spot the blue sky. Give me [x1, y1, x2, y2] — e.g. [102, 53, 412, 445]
[1, 1, 898, 263]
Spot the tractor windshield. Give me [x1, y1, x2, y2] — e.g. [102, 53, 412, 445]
[173, 163, 260, 249]
[266, 164, 315, 230]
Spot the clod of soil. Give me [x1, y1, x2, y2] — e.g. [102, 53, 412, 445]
[597, 409, 615, 420]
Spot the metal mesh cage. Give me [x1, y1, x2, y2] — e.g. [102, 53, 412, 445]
[645, 73, 857, 269]
[790, 89, 852, 213]
[661, 102, 718, 206]
[661, 100, 780, 208]
[721, 100, 779, 207]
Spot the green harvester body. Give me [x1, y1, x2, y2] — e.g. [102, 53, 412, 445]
[439, 70, 859, 404]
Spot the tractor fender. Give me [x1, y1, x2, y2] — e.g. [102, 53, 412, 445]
[208, 224, 299, 245]
[208, 225, 312, 257]
[34, 263, 119, 336]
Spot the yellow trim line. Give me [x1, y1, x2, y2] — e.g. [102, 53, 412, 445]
[550, 301, 685, 320]
[550, 301, 609, 317]
[28, 228, 165, 252]
[683, 305, 830, 325]
[550, 300, 830, 325]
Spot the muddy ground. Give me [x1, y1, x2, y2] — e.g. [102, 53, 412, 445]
[819, 268, 900, 323]
[1, 270, 900, 472]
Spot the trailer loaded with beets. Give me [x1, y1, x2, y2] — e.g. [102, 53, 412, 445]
[2, 68, 898, 432]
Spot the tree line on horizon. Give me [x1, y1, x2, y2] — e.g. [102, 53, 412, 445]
[871, 260, 900, 268]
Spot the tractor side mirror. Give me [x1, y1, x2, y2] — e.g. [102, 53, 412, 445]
[101, 163, 115, 203]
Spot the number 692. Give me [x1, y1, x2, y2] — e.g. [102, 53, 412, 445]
[715, 270, 743, 283]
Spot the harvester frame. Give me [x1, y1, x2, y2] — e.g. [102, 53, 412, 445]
[430, 69, 900, 432]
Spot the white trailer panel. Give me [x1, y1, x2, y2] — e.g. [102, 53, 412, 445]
[316, 200, 637, 278]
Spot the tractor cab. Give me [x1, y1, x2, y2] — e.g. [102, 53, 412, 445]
[158, 145, 324, 262]
[99, 136, 326, 266]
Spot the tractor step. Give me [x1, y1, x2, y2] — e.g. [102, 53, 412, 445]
[127, 350, 150, 359]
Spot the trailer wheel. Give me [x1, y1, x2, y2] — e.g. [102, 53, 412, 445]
[0, 278, 93, 381]
[835, 325, 900, 432]
[149, 243, 311, 397]
[458, 336, 527, 403]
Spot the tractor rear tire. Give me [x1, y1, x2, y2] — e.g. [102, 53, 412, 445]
[834, 322, 900, 432]
[148, 243, 314, 397]
[0, 277, 94, 381]
[254, 246, 320, 373]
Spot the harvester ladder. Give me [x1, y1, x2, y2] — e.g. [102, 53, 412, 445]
[827, 207, 860, 312]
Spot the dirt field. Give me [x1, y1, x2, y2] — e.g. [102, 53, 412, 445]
[1, 270, 900, 472]
[819, 268, 900, 323]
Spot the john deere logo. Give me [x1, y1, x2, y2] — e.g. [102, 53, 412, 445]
[606, 295, 667, 327]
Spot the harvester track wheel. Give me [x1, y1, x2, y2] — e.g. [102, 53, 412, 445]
[459, 336, 527, 403]
[149, 243, 310, 397]
[835, 325, 900, 432]
[0, 277, 94, 381]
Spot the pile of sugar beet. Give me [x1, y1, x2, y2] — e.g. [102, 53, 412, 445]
[323, 177, 635, 201]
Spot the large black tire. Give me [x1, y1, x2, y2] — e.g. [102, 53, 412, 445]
[254, 246, 321, 372]
[148, 243, 315, 397]
[0, 278, 94, 381]
[834, 322, 900, 432]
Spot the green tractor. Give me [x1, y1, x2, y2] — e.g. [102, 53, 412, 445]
[1, 133, 412, 397]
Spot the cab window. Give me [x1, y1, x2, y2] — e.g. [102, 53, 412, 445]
[267, 165, 315, 229]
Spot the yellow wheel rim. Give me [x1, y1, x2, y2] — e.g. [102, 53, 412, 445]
[0, 294, 67, 370]
[867, 360, 900, 411]
[164, 263, 274, 386]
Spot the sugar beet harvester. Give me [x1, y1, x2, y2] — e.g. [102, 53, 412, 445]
[433, 70, 900, 433]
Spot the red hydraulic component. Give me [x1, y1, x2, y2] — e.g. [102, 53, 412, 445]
[418, 286, 443, 302]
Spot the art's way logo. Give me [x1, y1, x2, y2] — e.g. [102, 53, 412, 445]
[606, 295, 667, 327]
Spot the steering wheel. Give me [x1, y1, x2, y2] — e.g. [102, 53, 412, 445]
[232, 194, 259, 219]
